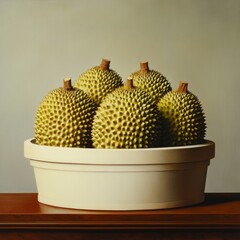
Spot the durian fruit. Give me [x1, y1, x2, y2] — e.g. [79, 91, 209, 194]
[74, 59, 123, 105]
[157, 81, 206, 146]
[129, 62, 172, 103]
[35, 78, 97, 148]
[92, 78, 162, 148]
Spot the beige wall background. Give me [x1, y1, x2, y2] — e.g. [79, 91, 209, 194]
[0, 0, 239, 192]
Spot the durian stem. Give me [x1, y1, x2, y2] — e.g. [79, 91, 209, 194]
[100, 58, 110, 70]
[63, 77, 73, 91]
[125, 77, 134, 90]
[177, 81, 188, 93]
[140, 62, 150, 74]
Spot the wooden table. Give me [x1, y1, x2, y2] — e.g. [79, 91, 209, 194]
[0, 193, 239, 239]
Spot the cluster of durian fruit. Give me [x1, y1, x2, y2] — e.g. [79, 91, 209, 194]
[35, 59, 206, 149]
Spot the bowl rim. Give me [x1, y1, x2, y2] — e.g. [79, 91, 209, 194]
[24, 138, 215, 165]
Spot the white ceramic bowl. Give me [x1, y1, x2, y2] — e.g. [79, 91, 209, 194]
[24, 139, 215, 210]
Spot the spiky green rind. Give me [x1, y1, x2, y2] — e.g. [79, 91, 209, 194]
[35, 88, 97, 147]
[157, 91, 206, 146]
[130, 70, 172, 103]
[92, 87, 162, 148]
[74, 66, 123, 105]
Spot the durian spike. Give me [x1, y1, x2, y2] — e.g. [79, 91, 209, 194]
[63, 77, 74, 91]
[177, 81, 188, 93]
[140, 62, 150, 74]
[99, 58, 111, 70]
[125, 77, 134, 90]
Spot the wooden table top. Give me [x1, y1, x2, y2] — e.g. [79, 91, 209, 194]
[0, 193, 239, 230]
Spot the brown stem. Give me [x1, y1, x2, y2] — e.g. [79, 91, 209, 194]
[63, 77, 73, 90]
[99, 58, 110, 70]
[125, 77, 134, 90]
[140, 62, 150, 74]
[177, 81, 188, 93]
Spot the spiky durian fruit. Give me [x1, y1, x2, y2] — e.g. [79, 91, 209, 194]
[74, 59, 123, 105]
[129, 62, 172, 103]
[35, 78, 97, 148]
[157, 81, 206, 146]
[92, 78, 161, 148]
